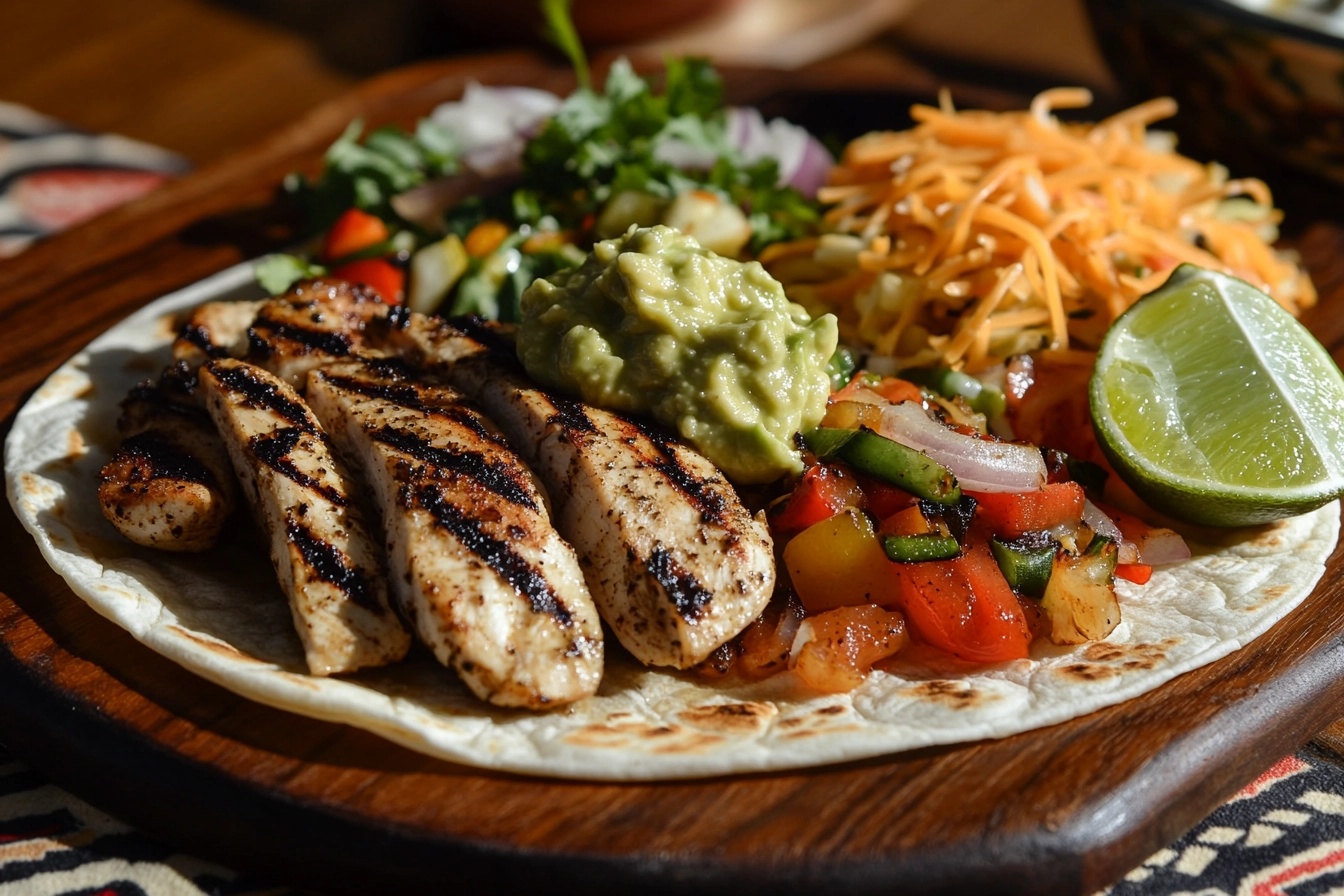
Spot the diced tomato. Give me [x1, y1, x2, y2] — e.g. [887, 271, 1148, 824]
[330, 258, 405, 304]
[1006, 356, 1103, 464]
[322, 208, 389, 262]
[884, 542, 1032, 663]
[871, 378, 924, 405]
[1115, 563, 1153, 585]
[783, 508, 894, 613]
[736, 596, 805, 680]
[791, 604, 909, 693]
[971, 481, 1085, 539]
[859, 475, 918, 519]
[770, 464, 863, 533]
[833, 374, 924, 407]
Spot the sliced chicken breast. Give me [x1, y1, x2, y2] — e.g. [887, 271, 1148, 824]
[244, 279, 391, 390]
[198, 357, 410, 675]
[97, 382, 238, 552]
[171, 298, 266, 370]
[380, 313, 776, 669]
[306, 357, 603, 707]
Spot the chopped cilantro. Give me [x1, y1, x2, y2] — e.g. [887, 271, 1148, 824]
[285, 119, 459, 231]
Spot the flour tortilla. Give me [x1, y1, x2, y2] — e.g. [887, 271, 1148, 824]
[6, 260, 1340, 780]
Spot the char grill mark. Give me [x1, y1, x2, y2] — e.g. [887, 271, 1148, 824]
[284, 515, 383, 613]
[206, 360, 313, 428]
[645, 546, 714, 620]
[110, 430, 218, 488]
[205, 361, 350, 504]
[318, 371, 509, 448]
[247, 317, 355, 361]
[250, 427, 348, 507]
[449, 315, 520, 362]
[409, 480, 568, 623]
[179, 323, 230, 359]
[242, 280, 391, 389]
[371, 426, 537, 510]
[96, 380, 239, 552]
[171, 297, 266, 373]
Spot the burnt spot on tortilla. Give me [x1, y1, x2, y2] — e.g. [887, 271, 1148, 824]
[1080, 642, 1126, 663]
[1080, 638, 1175, 671]
[562, 720, 727, 753]
[1244, 582, 1294, 612]
[773, 703, 862, 739]
[905, 679, 989, 709]
[1246, 518, 1293, 550]
[677, 701, 777, 735]
[1057, 662, 1119, 682]
[1057, 639, 1179, 679]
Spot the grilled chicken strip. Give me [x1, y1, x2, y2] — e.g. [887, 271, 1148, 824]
[198, 357, 410, 675]
[100, 281, 390, 555]
[243, 279, 391, 390]
[97, 382, 239, 552]
[171, 298, 266, 370]
[379, 313, 776, 669]
[306, 358, 604, 707]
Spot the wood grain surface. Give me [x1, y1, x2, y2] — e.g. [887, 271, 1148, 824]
[3, 51, 1344, 896]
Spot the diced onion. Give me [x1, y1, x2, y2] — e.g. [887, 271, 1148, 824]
[1083, 498, 1123, 543]
[789, 619, 815, 662]
[877, 401, 1046, 493]
[1083, 498, 1138, 563]
[1133, 527, 1192, 565]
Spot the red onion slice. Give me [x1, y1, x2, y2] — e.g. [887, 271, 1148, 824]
[876, 401, 1046, 493]
[429, 83, 561, 177]
[655, 107, 833, 198]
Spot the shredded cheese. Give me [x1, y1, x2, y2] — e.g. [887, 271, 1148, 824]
[770, 89, 1316, 372]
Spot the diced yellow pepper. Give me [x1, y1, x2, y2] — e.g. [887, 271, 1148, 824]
[784, 508, 895, 613]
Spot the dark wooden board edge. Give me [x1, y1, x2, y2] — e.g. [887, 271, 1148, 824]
[5, 48, 1344, 896]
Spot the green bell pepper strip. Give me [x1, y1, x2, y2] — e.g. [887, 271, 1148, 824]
[803, 427, 961, 505]
[883, 533, 962, 563]
[989, 535, 1056, 597]
[899, 366, 1007, 417]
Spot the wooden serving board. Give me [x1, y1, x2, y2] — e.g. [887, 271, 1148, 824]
[4, 49, 1344, 896]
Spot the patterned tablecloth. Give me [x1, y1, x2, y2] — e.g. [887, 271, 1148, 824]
[4, 100, 1344, 896]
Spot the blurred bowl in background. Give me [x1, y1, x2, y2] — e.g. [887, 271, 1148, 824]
[1084, 0, 1344, 185]
[439, 0, 741, 49]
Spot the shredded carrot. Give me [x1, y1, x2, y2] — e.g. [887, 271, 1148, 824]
[764, 89, 1316, 372]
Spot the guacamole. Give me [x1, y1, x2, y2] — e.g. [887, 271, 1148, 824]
[517, 225, 838, 484]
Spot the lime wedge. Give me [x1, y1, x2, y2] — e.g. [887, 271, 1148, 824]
[1090, 264, 1344, 527]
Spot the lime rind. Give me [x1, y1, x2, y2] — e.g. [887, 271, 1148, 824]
[1090, 264, 1344, 527]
